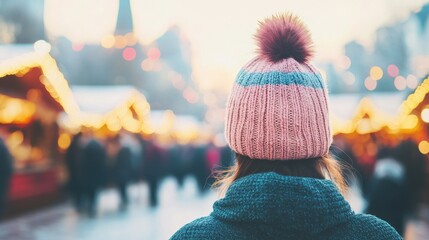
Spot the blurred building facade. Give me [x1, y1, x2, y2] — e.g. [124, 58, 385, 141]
[325, 4, 429, 94]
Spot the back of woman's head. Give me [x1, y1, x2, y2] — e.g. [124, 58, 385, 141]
[220, 13, 345, 194]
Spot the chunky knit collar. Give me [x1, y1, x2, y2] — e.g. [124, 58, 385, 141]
[211, 172, 354, 236]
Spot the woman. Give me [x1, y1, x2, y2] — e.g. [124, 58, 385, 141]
[171, 14, 400, 239]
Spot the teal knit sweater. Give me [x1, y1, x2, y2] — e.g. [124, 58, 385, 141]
[171, 172, 401, 240]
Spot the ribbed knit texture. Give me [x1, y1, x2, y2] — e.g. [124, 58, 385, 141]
[171, 172, 401, 240]
[225, 57, 331, 160]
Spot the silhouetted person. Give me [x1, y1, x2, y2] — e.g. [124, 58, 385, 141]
[65, 133, 83, 211]
[114, 141, 133, 210]
[396, 140, 427, 215]
[143, 142, 163, 207]
[169, 144, 186, 188]
[192, 144, 210, 193]
[77, 136, 107, 216]
[366, 148, 407, 236]
[0, 137, 12, 219]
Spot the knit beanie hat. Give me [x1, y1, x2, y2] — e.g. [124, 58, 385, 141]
[225, 14, 331, 160]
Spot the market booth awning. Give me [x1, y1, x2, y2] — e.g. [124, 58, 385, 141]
[61, 85, 150, 133]
[330, 77, 429, 135]
[0, 44, 79, 124]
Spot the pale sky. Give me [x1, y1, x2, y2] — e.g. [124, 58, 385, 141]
[45, 0, 428, 90]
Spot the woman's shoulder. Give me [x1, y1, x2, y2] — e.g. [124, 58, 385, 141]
[170, 215, 253, 240]
[330, 213, 402, 240]
[170, 216, 220, 240]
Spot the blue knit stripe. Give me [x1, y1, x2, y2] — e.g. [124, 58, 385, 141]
[236, 69, 325, 89]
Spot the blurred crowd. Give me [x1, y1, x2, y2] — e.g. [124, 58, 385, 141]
[64, 131, 233, 216]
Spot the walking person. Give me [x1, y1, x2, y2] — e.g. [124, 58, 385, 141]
[113, 136, 133, 210]
[171, 14, 400, 239]
[143, 141, 163, 207]
[65, 133, 84, 211]
[366, 147, 407, 236]
[79, 133, 107, 216]
[192, 143, 210, 193]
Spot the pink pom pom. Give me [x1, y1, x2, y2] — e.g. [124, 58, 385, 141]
[255, 13, 313, 63]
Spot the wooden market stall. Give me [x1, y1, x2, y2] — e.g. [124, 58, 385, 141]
[63, 85, 150, 134]
[330, 76, 429, 158]
[0, 44, 79, 216]
[329, 76, 429, 203]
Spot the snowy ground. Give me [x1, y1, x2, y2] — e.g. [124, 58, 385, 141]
[0, 177, 427, 240]
[0, 177, 217, 240]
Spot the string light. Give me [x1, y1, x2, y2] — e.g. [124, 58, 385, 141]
[101, 35, 115, 48]
[418, 141, 429, 154]
[394, 76, 407, 90]
[332, 76, 429, 135]
[387, 64, 399, 77]
[370, 66, 383, 80]
[0, 50, 80, 117]
[364, 77, 377, 91]
[406, 75, 418, 89]
[122, 47, 136, 61]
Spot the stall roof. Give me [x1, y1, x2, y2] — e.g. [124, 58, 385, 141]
[149, 110, 200, 131]
[329, 92, 408, 120]
[67, 85, 150, 131]
[72, 85, 139, 114]
[0, 44, 79, 115]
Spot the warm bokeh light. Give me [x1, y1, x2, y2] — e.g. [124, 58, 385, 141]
[106, 118, 122, 132]
[338, 56, 351, 70]
[147, 47, 161, 60]
[370, 66, 383, 81]
[183, 87, 199, 104]
[114, 36, 127, 49]
[401, 114, 419, 130]
[0, 95, 36, 124]
[72, 43, 85, 52]
[125, 32, 138, 46]
[169, 71, 186, 90]
[141, 59, 162, 71]
[421, 108, 429, 123]
[101, 35, 116, 48]
[407, 74, 418, 89]
[387, 64, 399, 77]
[394, 76, 407, 90]
[418, 140, 429, 154]
[364, 77, 377, 91]
[122, 47, 137, 61]
[34, 40, 51, 54]
[58, 133, 71, 150]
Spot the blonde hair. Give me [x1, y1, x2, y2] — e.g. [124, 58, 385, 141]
[213, 154, 348, 196]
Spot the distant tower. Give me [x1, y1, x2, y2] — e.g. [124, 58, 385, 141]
[115, 0, 133, 35]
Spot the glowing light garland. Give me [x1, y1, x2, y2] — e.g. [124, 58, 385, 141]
[0, 52, 80, 117]
[333, 76, 429, 135]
